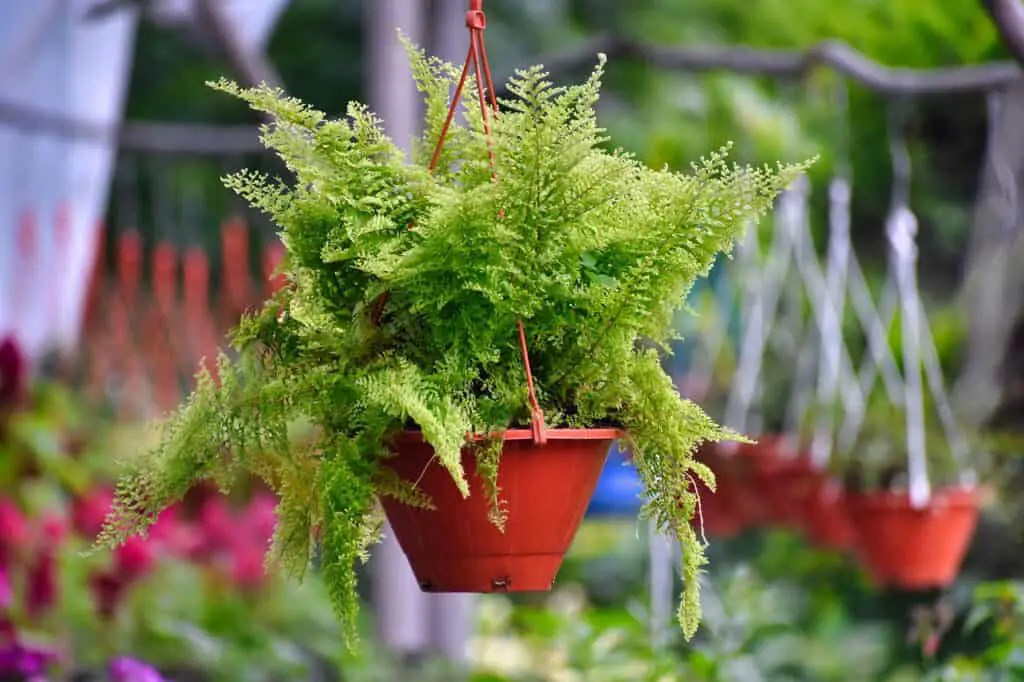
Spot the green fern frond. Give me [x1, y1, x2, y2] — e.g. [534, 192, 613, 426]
[472, 437, 507, 531]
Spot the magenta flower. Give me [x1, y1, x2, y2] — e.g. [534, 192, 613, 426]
[89, 569, 124, 621]
[39, 512, 67, 545]
[230, 544, 268, 591]
[149, 505, 202, 559]
[198, 497, 237, 555]
[71, 487, 115, 539]
[0, 337, 25, 411]
[0, 499, 28, 567]
[113, 536, 155, 582]
[0, 566, 10, 611]
[240, 493, 277, 545]
[24, 549, 57, 618]
[0, 640, 57, 679]
[109, 656, 165, 682]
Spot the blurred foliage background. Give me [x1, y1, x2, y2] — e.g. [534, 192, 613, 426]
[13, 0, 1024, 679]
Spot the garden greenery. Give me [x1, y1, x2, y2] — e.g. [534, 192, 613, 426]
[94, 40, 808, 644]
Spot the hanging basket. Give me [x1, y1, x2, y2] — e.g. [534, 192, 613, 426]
[367, 2, 619, 594]
[695, 443, 762, 534]
[801, 481, 855, 551]
[846, 485, 980, 589]
[747, 438, 823, 528]
[690, 471, 748, 539]
[379, 428, 618, 593]
[724, 436, 819, 528]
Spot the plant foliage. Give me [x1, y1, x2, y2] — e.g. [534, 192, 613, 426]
[95, 40, 808, 644]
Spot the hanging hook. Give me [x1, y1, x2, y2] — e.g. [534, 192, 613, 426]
[466, 0, 486, 28]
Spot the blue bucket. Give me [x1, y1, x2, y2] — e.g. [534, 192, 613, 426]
[586, 444, 643, 518]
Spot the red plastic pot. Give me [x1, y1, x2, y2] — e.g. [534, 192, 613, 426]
[379, 428, 618, 593]
[733, 437, 822, 529]
[846, 486, 981, 589]
[690, 472, 748, 539]
[699, 442, 767, 530]
[755, 459, 824, 528]
[802, 481, 854, 551]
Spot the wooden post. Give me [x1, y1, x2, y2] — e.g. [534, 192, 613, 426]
[954, 81, 1024, 428]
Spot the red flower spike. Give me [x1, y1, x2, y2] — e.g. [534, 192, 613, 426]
[39, 513, 67, 545]
[240, 494, 277, 546]
[114, 536, 155, 582]
[89, 570, 125, 621]
[0, 566, 11, 610]
[0, 500, 29, 567]
[198, 497, 237, 555]
[150, 505, 203, 559]
[25, 550, 58, 618]
[230, 545, 268, 591]
[71, 488, 115, 540]
[0, 338, 26, 411]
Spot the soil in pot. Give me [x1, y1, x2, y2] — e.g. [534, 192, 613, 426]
[846, 485, 981, 589]
[379, 428, 618, 593]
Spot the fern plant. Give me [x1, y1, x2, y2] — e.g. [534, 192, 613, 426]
[94, 41, 808, 644]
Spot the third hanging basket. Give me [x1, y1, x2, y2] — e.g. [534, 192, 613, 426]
[846, 485, 981, 589]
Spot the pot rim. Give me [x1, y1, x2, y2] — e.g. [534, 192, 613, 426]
[846, 484, 982, 511]
[397, 427, 625, 444]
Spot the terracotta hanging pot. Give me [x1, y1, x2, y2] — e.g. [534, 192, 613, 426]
[696, 442, 763, 533]
[379, 428, 618, 593]
[758, 461, 824, 528]
[802, 481, 855, 551]
[846, 485, 980, 589]
[690, 470, 748, 539]
[740, 437, 822, 528]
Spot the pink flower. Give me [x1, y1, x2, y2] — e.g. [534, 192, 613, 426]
[114, 536, 155, 582]
[71, 488, 115, 539]
[198, 497, 237, 555]
[109, 656, 164, 682]
[0, 337, 25, 411]
[0, 499, 28, 567]
[89, 570, 120, 620]
[150, 506, 202, 559]
[240, 494, 277, 546]
[39, 512, 66, 545]
[25, 549, 57, 618]
[0, 566, 11, 610]
[0, 640, 57, 679]
[230, 545, 268, 591]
